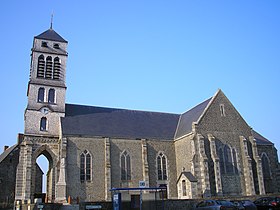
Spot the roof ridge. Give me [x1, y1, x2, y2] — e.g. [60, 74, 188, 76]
[65, 103, 179, 116]
[182, 97, 212, 115]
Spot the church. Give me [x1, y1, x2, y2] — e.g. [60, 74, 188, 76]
[0, 26, 279, 205]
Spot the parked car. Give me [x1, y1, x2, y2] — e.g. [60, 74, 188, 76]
[254, 197, 280, 210]
[196, 200, 238, 210]
[231, 200, 257, 210]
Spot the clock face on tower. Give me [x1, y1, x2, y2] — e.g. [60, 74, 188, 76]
[40, 107, 49, 114]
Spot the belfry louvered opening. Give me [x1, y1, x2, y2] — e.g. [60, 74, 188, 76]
[45, 56, 53, 79]
[36, 55, 61, 80]
[37, 55, 45, 78]
[53, 57, 61, 80]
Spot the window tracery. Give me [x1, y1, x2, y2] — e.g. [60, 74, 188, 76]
[157, 152, 167, 180]
[80, 150, 92, 182]
[120, 150, 131, 180]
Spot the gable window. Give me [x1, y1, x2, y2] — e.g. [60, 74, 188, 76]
[121, 150, 131, 180]
[48, 89, 55, 104]
[157, 152, 167, 180]
[220, 104, 226, 117]
[38, 87, 45, 103]
[80, 150, 92, 182]
[37, 55, 45, 78]
[40, 117, 47, 131]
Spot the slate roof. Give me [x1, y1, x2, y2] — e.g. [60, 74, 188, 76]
[62, 97, 273, 145]
[174, 98, 212, 139]
[35, 28, 68, 43]
[252, 130, 273, 145]
[177, 171, 197, 183]
[0, 144, 18, 163]
[62, 104, 180, 140]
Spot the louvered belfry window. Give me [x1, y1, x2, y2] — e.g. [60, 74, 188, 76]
[45, 56, 53, 79]
[53, 57, 61, 80]
[37, 55, 45, 78]
[37, 54, 61, 80]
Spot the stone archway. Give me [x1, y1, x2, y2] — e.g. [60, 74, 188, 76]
[31, 145, 58, 203]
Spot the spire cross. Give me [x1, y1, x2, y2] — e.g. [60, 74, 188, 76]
[50, 13, 54, 29]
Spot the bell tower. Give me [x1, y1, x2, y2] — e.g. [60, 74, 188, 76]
[15, 25, 68, 203]
[25, 25, 68, 136]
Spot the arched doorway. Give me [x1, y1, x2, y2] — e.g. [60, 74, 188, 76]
[32, 145, 57, 203]
[36, 155, 48, 196]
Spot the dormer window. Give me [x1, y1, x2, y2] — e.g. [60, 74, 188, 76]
[53, 43, 60, 49]
[41, 41, 48, 47]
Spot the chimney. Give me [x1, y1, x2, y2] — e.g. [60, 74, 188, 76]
[4, 146, 9, 151]
[18, 133, 24, 144]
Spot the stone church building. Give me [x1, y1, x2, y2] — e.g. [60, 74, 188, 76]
[0, 26, 279, 205]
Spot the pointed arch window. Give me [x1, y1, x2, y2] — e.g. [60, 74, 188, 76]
[157, 152, 167, 180]
[232, 148, 238, 174]
[219, 145, 238, 175]
[48, 89, 55, 104]
[80, 150, 92, 182]
[218, 148, 225, 174]
[120, 150, 131, 181]
[53, 57, 61, 80]
[45, 56, 53, 79]
[40, 117, 47, 131]
[224, 145, 233, 174]
[37, 55, 45, 78]
[261, 153, 271, 179]
[38, 87, 45, 103]
[182, 180, 187, 196]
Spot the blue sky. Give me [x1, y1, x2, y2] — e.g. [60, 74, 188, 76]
[1, 0, 280, 165]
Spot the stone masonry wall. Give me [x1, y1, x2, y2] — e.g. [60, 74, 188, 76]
[195, 91, 252, 196]
[66, 136, 106, 202]
[174, 135, 194, 179]
[146, 139, 177, 198]
[110, 138, 143, 189]
[0, 146, 19, 206]
[257, 144, 279, 193]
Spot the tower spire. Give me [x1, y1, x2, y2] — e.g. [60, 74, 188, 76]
[50, 13, 54, 29]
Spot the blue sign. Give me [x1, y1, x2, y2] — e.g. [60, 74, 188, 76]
[113, 193, 122, 210]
